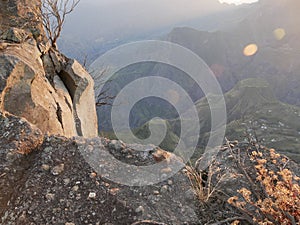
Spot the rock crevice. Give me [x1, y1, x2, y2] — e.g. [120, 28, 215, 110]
[0, 0, 98, 138]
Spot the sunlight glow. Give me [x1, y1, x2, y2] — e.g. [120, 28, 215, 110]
[243, 44, 258, 56]
[219, 0, 259, 5]
[273, 28, 286, 40]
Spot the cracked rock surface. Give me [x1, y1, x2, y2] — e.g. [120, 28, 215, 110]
[0, 28, 98, 138]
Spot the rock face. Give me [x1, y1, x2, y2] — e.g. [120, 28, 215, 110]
[0, 0, 98, 138]
[0, 0, 45, 40]
[0, 111, 43, 156]
[0, 111, 43, 217]
[60, 59, 98, 137]
[0, 134, 199, 225]
[0, 118, 298, 224]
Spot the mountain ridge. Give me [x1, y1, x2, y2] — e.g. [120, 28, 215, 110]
[166, 0, 300, 106]
[130, 78, 300, 162]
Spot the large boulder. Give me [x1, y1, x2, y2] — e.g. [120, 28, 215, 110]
[0, 0, 98, 138]
[0, 33, 98, 137]
[60, 59, 98, 138]
[0, 38, 78, 137]
[0, 111, 43, 216]
[0, 111, 43, 156]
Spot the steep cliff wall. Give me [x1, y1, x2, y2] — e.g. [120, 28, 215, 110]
[0, 0, 98, 137]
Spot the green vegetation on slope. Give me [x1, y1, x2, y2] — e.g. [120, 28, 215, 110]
[100, 78, 300, 162]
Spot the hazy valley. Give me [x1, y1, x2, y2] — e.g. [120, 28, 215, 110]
[0, 0, 299, 224]
[82, 0, 300, 163]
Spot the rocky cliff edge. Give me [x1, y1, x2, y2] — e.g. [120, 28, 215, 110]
[0, 0, 97, 137]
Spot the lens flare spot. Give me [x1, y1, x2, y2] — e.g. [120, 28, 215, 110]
[243, 44, 258, 56]
[273, 28, 286, 40]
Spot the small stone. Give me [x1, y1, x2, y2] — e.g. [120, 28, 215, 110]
[160, 185, 168, 193]
[135, 206, 144, 214]
[63, 178, 71, 185]
[65, 223, 75, 225]
[72, 185, 79, 192]
[167, 180, 173, 185]
[41, 164, 50, 171]
[75, 194, 81, 200]
[153, 190, 160, 195]
[45, 193, 55, 201]
[109, 188, 119, 195]
[88, 192, 96, 199]
[108, 140, 123, 151]
[103, 182, 110, 187]
[51, 164, 64, 176]
[90, 172, 97, 178]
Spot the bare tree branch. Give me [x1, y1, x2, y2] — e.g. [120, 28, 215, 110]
[91, 68, 117, 107]
[42, 0, 80, 48]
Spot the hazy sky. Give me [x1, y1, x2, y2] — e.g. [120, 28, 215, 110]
[220, 0, 258, 4]
[63, 0, 259, 41]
